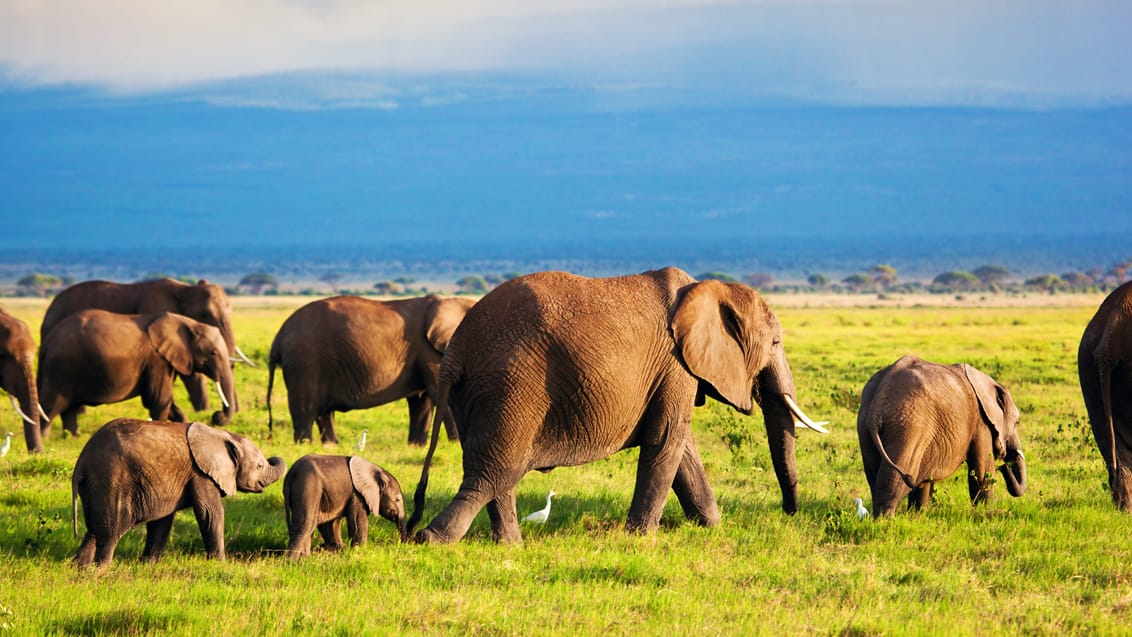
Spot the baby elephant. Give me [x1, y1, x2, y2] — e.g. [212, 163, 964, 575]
[72, 418, 286, 566]
[858, 356, 1028, 517]
[283, 454, 407, 557]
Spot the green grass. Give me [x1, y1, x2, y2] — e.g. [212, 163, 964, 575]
[0, 296, 1126, 635]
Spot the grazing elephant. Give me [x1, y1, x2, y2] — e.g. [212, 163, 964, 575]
[1, 308, 44, 453]
[1079, 280, 1132, 510]
[40, 278, 253, 414]
[857, 356, 1027, 517]
[267, 294, 474, 444]
[408, 268, 827, 544]
[283, 454, 407, 557]
[38, 310, 237, 435]
[72, 418, 286, 566]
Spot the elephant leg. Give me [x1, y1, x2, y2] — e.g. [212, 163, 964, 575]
[415, 478, 497, 544]
[317, 412, 339, 445]
[406, 393, 432, 446]
[182, 372, 210, 412]
[189, 480, 226, 560]
[872, 464, 913, 517]
[287, 504, 317, 558]
[60, 406, 82, 436]
[671, 437, 721, 526]
[93, 532, 124, 566]
[142, 514, 176, 561]
[486, 487, 522, 544]
[168, 402, 186, 423]
[74, 532, 98, 567]
[346, 500, 370, 547]
[318, 519, 344, 551]
[907, 484, 933, 511]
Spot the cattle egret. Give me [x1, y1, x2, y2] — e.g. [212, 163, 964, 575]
[855, 498, 869, 520]
[522, 491, 556, 524]
[1, 432, 12, 458]
[356, 430, 367, 452]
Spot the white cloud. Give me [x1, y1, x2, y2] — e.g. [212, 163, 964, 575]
[1, 0, 1130, 104]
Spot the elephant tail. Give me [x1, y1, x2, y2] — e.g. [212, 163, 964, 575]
[71, 468, 81, 539]
[406, 377, 451, 538]
[870, 424, 919, 490]
[266, 343, 280, 432]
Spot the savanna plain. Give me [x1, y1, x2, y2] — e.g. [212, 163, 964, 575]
[0, 292, 1126, 635]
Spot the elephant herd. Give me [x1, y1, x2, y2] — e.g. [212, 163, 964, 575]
[2, 271, 1132, 565]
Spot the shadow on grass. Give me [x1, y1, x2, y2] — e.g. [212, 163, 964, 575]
[49, 607, 187, 635]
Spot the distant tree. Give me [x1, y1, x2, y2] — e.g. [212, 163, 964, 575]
[806, 273, 829, 289]
[742, 273, 774, 289]
[373, 280, 403, 295]
[842, 273, 873, 292]
[392, 276, 417, 285]
[869, 264, 897, 289]
[320, 272, 344, 288]
[501, 272, 523, 281]
[239, 272, 279, 295]
[696, 271, 739, 283]
[456, 276, 490, 295]
[1060, 271, 1094, 290]
[973, 265, 1010, 287]
[1025, 274, 1067, 292]
[1110, 261, 1131, 282]
[483, 274, 504, 286]
[17, 273, 64, 297]
[931, 271, 978, 292]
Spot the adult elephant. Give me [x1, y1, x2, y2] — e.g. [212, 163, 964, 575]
[857, 356, 1027, 517]
[72, 418, 286, 566]
[1079, 280, 1132, 510]
[38, 310, 236, 435]
[267, 294, 475, 444]
[408, 268, 828, 544]
[40, 278, 253, 414]
[1, 308, 44, 453]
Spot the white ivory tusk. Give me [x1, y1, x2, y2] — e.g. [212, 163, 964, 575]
[782, 394, 830, 434]
[215, 382, 231, 410]
[9, 395, 37, 427]
[39, 403, 49, 422]
[234, 346, 256, 367]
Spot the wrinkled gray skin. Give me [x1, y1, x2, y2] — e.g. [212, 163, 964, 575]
[39, 310, 237, 435]
[1078, 280, 1132, 510]
[41, 278, 245, 415]
[72, 418, 286, 566]
[857, 356, 1027, 517]
[283, 454, 407, 557]
[0, 308, 43, 453]
[409, 268, 817, 544]
[267, 294, 473, 444]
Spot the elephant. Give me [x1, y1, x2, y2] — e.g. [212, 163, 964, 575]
[1, 307, 44, 453]
[407, 267, 827, 544]
[71, 418, 286, 566]
[1079, 280, 1132, 510]
[857, 356, 1027, 517]
[267, 294, 475, 444]
[283, 454, 407, 558]
[40, 278, 253, 414]
[38, 310, 237, 435]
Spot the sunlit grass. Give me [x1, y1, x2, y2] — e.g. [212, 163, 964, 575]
[0, 294, 1126, 635]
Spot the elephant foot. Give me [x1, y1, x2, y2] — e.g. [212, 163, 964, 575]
[413, 527, 455, 545]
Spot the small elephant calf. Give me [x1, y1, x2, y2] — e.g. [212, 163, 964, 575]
[283, 454, 407, 557]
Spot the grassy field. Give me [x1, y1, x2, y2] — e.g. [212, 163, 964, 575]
[0, 293, 1125, 635]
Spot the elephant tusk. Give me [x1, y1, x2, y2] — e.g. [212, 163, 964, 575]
[215, 382, 231, 410]
[234, 346, 256, 367]
[38, 403, 50, 422]
[9, 395, 37, 427]
[782, 394, 830, 434]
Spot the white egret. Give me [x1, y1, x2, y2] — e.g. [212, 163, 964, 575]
[854, 498, 869, 520]
[1, 432, 13, 458]
[522, 491, 556, 524]
[356, 430, 367, 452]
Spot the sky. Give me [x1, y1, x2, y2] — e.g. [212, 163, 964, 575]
[1, 0, 1131, 106]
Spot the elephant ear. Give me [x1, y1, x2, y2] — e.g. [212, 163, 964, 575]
[348, 456, 386, 515]
[424, 297, 473, 354]
[146, 313, 195, 376]
[186, 422, 238, 497]
[671, 280, 755, 413]
[961, 364, 1009, 458]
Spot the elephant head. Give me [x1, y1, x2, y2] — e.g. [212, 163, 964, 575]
[962, 365, 1027, 497]
[671, 279, 825, 514]
[186, 422, 286, 496]
[176, 280, 253, 367]
[147, 313, 237, 426]
[348, 457, 408, 541]
[0, 309, 43, 453]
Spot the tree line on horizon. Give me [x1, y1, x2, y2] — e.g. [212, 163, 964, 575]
[5, 260, 1131, 298]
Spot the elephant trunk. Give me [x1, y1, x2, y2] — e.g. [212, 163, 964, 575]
[264, 456, 287, 487]
[4, 357, 43, 453]
[999, 444, 1027, 498]
[397, 516, 408, 543]
[757, 357, 800, 514]
[210, 363, 237, 426]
